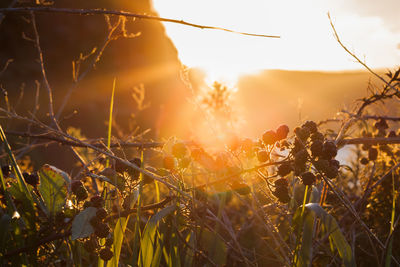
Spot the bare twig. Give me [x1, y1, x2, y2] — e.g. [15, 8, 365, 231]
[0, 7, 280, 39]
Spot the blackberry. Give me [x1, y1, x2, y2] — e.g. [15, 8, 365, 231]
[94, 222, 111, 238]
[172, 142, 188, 158]
[277, 163, 292, 177]
[163, 156, 175, 170]
[90, 216, 102, 228]
[302, 121, 318, 134]
[294, 126, 310, 142]
[360, 157, 369, 165]
[292, 139, 303, 154]
[276, 125, 289, 140]
[127, 158, 141, 180]
[23, 172, 39, 186]
[368, 147, 378, 161]
[314, 159, 329, 173]
[96, 208, 108, 220]
[99, 248, 114, 261]
[310, 140, 323, 158]
[294, 150, 308, 166]
[83, 238, 98, 253]
[274, 178, 288, 188]
[90, 195, 104, 208]
[330, 159, 340, 169]
[325, 165, 339, 178]
[262, 130, 277, 146]
[273, 186, 290, 203]
[105, 237, 113, 247]
[310, 132, 324, 142]
[257, 150, 269, 162]
[322, 141, 337, 159]
[301, 172, 316, 186]
[1, 165, 11, 177]
[361, 144, 371, 151]
[71, 180, 83, 194]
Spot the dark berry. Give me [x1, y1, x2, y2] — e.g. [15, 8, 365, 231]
[90, 215, 101, 228]
[172, 142, 188, 158]
[274, 178, 288, 188]
[262, 130, 277, 145]
[96, 208, 108, 220]
[294, 150, 308, 166]
[257, 150, 269, 162]
[273, 186, 290, 203]
[294, 126, 310, 142]
[276, 125, 289, 140]
[330, 159, 340, 169]
[277, 163, 292, 177]
[302, 121, 318, 134]
[94, 222, 111, 238]
[310, 132, 324, 142]
[83, 238, 98, 253]
[310, 140, 323, 158]
[163, 156, 175, 170]
[1, 165, 11, 177]
[83, 201, 92, 209]
[90, 195, 104, 208]
[368, 147, 378, 161]
[361, 144, 371, 151]
[314, 159, 329, 173]
[322, 141, 337, 159]
[71, 180, 83, 194]
[360, 157, 369, 165]
[325, 165, 339, 178]
[99, 248, 114, 261]
[105, 237, 113, 247]
[301, 172, 316, 186]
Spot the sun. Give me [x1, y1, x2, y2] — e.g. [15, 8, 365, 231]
[152, 0, 400, 83]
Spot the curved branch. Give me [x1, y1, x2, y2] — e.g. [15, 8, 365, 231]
[0, 7, 280, 38]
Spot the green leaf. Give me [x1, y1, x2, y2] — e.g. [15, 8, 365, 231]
[38, 164, 70, 217]
[139, 205, 176, 267]
[298, 203, 355, 267]
[107, 217, 129, 267]
[71, 207, 97, 240]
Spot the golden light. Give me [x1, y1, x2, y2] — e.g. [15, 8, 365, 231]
[153, 0, 400, 83]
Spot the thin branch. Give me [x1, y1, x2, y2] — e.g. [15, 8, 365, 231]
[0, 7, 281, 39]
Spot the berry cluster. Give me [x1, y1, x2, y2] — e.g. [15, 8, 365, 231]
[264, 121, 340, 203]
[273, 178, 290, 203]
[82, 197, 114, 261]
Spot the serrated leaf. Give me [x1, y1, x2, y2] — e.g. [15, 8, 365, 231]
[38, 164, 70, 217]
[71, 207, 97, 240]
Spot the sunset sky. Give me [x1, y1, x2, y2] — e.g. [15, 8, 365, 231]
[153, 0, 400, 83]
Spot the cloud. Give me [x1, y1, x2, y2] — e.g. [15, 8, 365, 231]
[341, 0, 400, 31]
